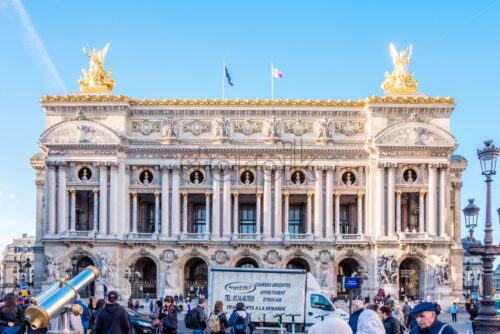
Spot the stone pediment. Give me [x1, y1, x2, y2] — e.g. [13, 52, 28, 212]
[375, 121, 455, 147]
[40, 120, 121, 145]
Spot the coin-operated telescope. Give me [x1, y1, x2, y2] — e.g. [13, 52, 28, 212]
[25, 266, 99, 332]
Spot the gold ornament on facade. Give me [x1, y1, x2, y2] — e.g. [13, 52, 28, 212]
[79, 43, 115, 93]
[381, 43, 418, 94]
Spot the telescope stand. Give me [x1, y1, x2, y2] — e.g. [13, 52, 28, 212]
[47, 307, 79, 334]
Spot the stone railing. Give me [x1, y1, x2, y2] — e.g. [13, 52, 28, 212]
[283, 234, 314, 243]
[232, 233, 261, 241]
[337, 234, 363, 241]
[128, 232, 158, 241]
[179, 233, 210, 241]
[65, 230, 95, 239]
[400, 232, 427, 240]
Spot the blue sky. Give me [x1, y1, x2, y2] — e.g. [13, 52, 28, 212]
[0, 0, 499, 248]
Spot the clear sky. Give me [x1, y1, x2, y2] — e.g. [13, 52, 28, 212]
[0, 0, 499, 249]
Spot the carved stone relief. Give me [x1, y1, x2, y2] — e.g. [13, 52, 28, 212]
[212, 249, 229, 264]
[315, 249, 334, 264]
[41, 121, 121, 145]
[99, 255, 115, 284]
[263, 117, 282, 143]
[376, 122, 454, 146]
[377, 255, 398, 285]
[334, 121, 364, 136]
[284, 119, 312, 137]
[232, 120, 262, 136]
[213, 116, 230, 142]
[263, 249, 282, 264]
[131, 120, 162, 135]
[160, 249, 178, 263]
[45, 255, 63, 281]
[433, 255, 451, 285]
[315, 117, 333, 143]
[162, 118, 180, 143]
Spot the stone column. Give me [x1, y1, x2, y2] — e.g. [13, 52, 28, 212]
[171, 167, 181, 236]
[154, 192, 160, 233]
[396, 191, 402, 234]
[376, 165, 385, 237]
[428, 164, 437, 236]
[222, 168, 231, 238]
[335, 193, 340, 235]
[182, 193, 188, 233]
[99, 164, 108, 235]
[35, 180, 44, 240]
[357, 194, 363, 234]
[93, 190, 99, 233]
[69, 190, 76, 231]
[205, 193, 211, 235]
[326, 168, 334, 238]
[118, 161, 127, 237]
[256, 193, 262, 235]
[387, 166, 395, 236]
[109, 163, 119, 236]
[233, 193, 239, 235]
[439, 167, 448, 237]
[263, 168, 272, 238]
[274, 168, 282, 238]
[419, 191, 425, 233]
[161, 167, 170, 237]
[306, 193, 313, 235]
[452, 182, 463, 242]
[47, 164, 57, 235]
[132, 193, 138, 233]
[57, 164, 67, 233]
[314, 167, 323, 238]
[212, 168, 221, 238]
[284, 193, 290, 236]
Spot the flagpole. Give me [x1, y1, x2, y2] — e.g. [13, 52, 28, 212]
[271, 61, 274, 100]
[222, 61, 225, 100]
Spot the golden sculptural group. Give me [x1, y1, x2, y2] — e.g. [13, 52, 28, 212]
[79, 43, 115, 93]
[78, 42, 419, 95]
[381, 43, 418, 94]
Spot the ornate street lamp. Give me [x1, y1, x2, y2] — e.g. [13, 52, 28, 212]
[25, 258, 31, 285]
[71, 255, 78, 278]
[464, 199, 480, 238]
[467, 140, 500, 333]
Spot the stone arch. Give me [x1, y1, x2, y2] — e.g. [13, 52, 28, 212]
[374, 121, 456, 147]
[181, 256, 210, 299]
[281, 252, 316, 275]
[40, 119, 121, 146]
[333, 252, 369, 297]
[64, 250, 100, 298]
[397, 253, 427, 301]
[229, 252, 264, 268]
[63, 250, 101, 272]
[127, 251, 162, 298]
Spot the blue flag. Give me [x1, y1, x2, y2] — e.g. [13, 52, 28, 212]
[225, 66, 234, 86]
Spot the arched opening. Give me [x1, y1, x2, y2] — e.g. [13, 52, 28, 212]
[399, 258, 424, 301]
[133, 257, 157, 299]
[184, 258, 208, 300]
[337, 258, 362, 298]
[235, 258, 259, 268]
[286, 258, 310, 272]
[76, 256, 95, 298]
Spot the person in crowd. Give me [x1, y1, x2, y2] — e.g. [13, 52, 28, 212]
[380, 305, 400, 334]
[128, 298, 134, 309]
[370, 304, 382, 319]
[145, 294, 151, 303]
[469, 301, 479, 334]
[150, 300, 154, 314]
[94, 290, 134, 334]
[227, 302, 249, 334]
[192, 297, 207, 334]
[465, 299, 471, 313]
[208, 300, 228, 334]
[195, 288, 200, 305]
[349, 299, 364, 334]
[393, 305, 403, 327]
[357, 309, 385, 334]
[160, 296, 177, 334]
[408, 302, 457, 334]
[0, 293, 25, 334]
[89, 299, 105, 334]
[308, 317, 352, 334]
[150, 300, 163, 334]
[402, 299, 412, 325]
[344, 295, 349, 303]
[134, 299, 140, 311]
[75, 294, 90, 334]
[449, 302, 458, 323]
[180, 294, 184, 303]
[88, 297, 97, 313]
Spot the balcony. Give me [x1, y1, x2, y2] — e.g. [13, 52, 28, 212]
[399, 232, 427, 241]
[283, 233, 315, 245]
[63, 230, 95, 240]
[127, 233, 159, 242]
[231, 233, 262, 244]
[179, 233, 210, 243]
[337, 234, 363, 241]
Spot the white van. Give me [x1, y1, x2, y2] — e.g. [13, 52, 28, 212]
[207, 267, 348, 331]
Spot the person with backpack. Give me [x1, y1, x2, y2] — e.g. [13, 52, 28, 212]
[94, 290, 134, 334]
[208, 301, 228, 334]
[76, 295, 92, 333]
[89, 299, 105, 334]
[0, 293, 25, 334]
[159, 296, 178, 334]
[186, 298, 207, 334]
[227, 302, 249, 334]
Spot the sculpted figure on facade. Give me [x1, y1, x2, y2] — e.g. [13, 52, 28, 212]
[160, 249, 179, 263]
[434, 255, 451, 285]
[213, 116, 230, 142]
[79, 43, 115, 92]
[315, 117, 333, 143]
[319, 268, 328, 288]
[263, 117, 281, 143]
[212, 249, 229, 264]
[162, 117, 180, 143]
[45, 255, 62, 281]
[377, 255, 398, 285]
[263, 249, 282, 265]
[381, 43, 417, 93]
[99, 255, 115, 284]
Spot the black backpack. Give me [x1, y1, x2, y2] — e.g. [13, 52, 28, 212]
[185, 309, 199, 329]
[233, 313, 246, 334]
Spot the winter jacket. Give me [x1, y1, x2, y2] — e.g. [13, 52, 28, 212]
[0, 305, 25, 333]
[192, 305, 207, 330]
[227, 310, 249, 334]
[210, 310, 228, 334]
[409, 319, 457, 334]
[449, 306, 458, 314]
[160, 305, 178, 333]
[349, 308, 363, 334]
[382, 316, 400, 334]
[94, 303, 133, 334]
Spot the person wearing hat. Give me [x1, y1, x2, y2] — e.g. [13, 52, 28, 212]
[408, 302, 457, 334]
[94, 290, 134, 334]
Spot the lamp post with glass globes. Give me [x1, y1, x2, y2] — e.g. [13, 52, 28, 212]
[465, 140, 500, 333]
[71, 255, 78, 278]
[124, 264, 141, 299]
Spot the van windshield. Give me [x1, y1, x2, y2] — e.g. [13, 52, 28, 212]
[311, 294, 333, 311]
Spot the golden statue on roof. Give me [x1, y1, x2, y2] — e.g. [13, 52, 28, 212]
[381, 43, 418, 94]
[79, 43, 115, 92]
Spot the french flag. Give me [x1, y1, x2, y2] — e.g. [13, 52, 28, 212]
[272, 67, 283, 78]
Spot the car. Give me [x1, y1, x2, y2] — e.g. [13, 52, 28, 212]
[125, 307, 153, 334]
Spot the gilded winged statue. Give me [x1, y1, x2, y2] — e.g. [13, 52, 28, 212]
[79, 43, 115, 92]
[381, 43, 418, 93]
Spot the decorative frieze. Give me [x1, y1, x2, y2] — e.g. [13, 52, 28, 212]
[131, 120, 162, 135]
[232, 120, 262, 136]
[182, 119, 211, 136]
[334, 121, 364, 136]
[284, 119, 312, 137]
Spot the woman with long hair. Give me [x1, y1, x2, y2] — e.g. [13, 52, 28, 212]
[89, 299, 105, 333]
[208, 300, 228, 334]
[0, 293, 25, 334]
[160, 296, 178, 334]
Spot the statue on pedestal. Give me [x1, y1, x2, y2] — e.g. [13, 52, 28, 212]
[79, 43, 115, 92]
[381, 43, 418, 94]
